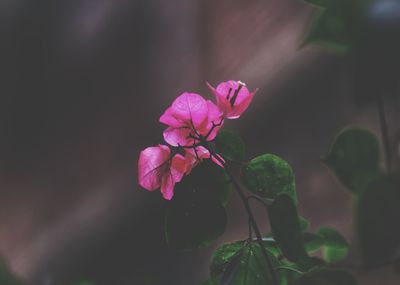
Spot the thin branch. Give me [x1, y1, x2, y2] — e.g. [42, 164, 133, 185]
[204, 119, 224, 139]
[211, 153, 279, 285]
[377, 94, 392, 172]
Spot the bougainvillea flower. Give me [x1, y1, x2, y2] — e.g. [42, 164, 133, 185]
[207, 80, 257, 119]
[210, 152, 225, 168]
[183, 146, 210, 172]
[138, 144, 192, 200]
[184, 146, 225, 169]
[160, 93, 223, 146]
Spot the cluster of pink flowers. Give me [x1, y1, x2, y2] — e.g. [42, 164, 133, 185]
[138, 80, 257, 200]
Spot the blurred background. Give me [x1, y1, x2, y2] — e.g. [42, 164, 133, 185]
[2, 0, 400, 284]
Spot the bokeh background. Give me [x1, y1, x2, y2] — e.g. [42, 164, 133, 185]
[2, 0, 400, 284]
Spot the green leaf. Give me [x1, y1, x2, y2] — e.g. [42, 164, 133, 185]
[262, 233, 322, 258]
[242, 154, 297, 202]
[290, 268, 357, 285]
[210, 241, 245, 278]
[304, 0, 360, 53]
[278, 258, 328, 285]
[75, 282, 95, 285]
[261, 237, 283, 258]
[165, 162, 228, 250]
[206, 161, 232, 207]
[276, 261, 304, 285]
[210, 241, 279, 285]
[304, 0, 330, 8]
[323, 127, 381, 194]
[317, 227, 349, 264]
[0, 262, 24, 285]
[165, 197, 227, 251]
[268, 195, 308, 262]
[357, 174, 400, 267]
[303, 233, 324, 254]
[215, 130, 245, 162]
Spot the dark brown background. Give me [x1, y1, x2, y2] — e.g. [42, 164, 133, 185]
[2, 0, 400, 284]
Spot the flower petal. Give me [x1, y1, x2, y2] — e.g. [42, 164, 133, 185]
[211, 153, 225, 168]
[185, 146, 224, 169]
[208, 80, 256, 119]
[138, 145, 170, 191]
[163, 126, 197, 147]
[160, 153, 191, 200]
[159, 92, 209, 130]
[159, 107, 185, 128]
[182, 147, 206, 174]
[227, 87, 257, 119]
[160, 172, 175, 200]
[170, 153, 189, 183]
[203, 100, 224, 140]
[185, 146, 210, 160]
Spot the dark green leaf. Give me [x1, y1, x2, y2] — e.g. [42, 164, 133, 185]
[242, 154, 297, 202]
[273, 257, 326, 285]
[165, 198, 226, 251]
[165, 162, 228, 250]
[261, 237, 283, 258]
[210, 241, 245, 278]
[304, 0, 363, 53]
[215, 130, 245, 162]
[290, 268, 357, 285]
[206, 161, 232, 207]
[212, 242, 279, 285]
[317, 227, 349, 264]
[276, 261, 304, 285]
[268, 195, 308, 262]
[261, 233, 322, 258]
[357, 174, 400, 267]
[323, 127, 381, 194]
[278, 258, 327, 285]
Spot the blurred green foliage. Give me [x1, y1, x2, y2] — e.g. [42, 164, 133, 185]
[324, 126, 400, 268]
[323, 127, 381, 194]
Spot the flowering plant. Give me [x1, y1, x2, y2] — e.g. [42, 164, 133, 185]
[138, 81, 357, 285]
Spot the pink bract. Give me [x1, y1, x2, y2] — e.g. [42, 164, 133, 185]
[207, 80, 257, 119]
[138, 144, 191, 200]
[160, 93, 223, 146]
[184, 146, 225, 169]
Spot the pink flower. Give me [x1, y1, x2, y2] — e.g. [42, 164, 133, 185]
[207, 80, 257, 119]
[183, 146, 210, 172]
[184, 146, 225, 170]
[160, 93, 223, 147]
[139, 81, 257, 200]
[138, 145, 191, 200]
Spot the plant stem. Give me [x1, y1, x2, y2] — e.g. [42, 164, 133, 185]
[212, 154, 278, 285]
[377, 94, 392, 172]
[227, 168, 278, 284]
